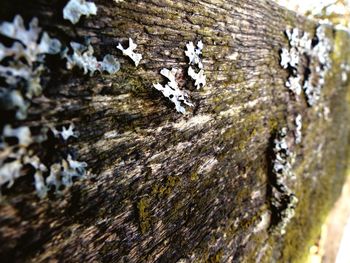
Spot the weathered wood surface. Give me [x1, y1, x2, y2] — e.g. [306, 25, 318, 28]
[0, 0, 350, 262]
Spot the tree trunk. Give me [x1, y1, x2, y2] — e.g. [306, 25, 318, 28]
[0, 0, 350, 262]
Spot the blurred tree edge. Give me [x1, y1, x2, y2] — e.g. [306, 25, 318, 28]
[0, 0, 349, 262]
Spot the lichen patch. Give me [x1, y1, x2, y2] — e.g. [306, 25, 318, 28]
[153, 68, 193, 114]
[63, 0, 97, 24]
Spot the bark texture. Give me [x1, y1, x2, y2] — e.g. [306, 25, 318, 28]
[0, 0, 350, 262]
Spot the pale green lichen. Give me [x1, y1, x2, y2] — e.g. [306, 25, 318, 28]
[0, 124, 87, 198]
[281, 25, 332, 106]
[0, 14, 104, 198]
[271, 128, 298, 235]
[63, 0, 97, 24]
[64, 42, 120, 76]
[0, 15, 61, 119]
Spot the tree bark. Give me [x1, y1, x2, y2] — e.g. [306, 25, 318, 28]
[0, 0, 350, 262]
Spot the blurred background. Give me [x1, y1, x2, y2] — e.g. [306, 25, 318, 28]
[274, 1, 350, 262]
[276, 0, 350, 27]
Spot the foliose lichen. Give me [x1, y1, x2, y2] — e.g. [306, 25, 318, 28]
[303, 25, 332, 106]
[0, 15, 89, 198]
[185, 40, 206, 89]
[270, 128, 298, 235]
[294, 114, 302, 144]
[280, 25, 332, 106]
[117, 38, 142, 67]
[50, 123, 78, 141]
[63, 41, 120, 76]
[340, 62, 350, 82]
[153, 68, 194, 114]
[63, 0, 97, 24]
[0, 124, 87, 198]
[0, 15, 61, 119]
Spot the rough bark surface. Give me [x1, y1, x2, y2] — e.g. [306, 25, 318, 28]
[0, 0, 350, 262]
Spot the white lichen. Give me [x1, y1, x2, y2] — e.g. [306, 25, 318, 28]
[153, 68, 193, 114]
[0, 15, 89, 198]
[285, 75, 302, 95]
[63, 0, 97, 24]
[278, 194, 298, 235]
[271, 128, 298, 235]
[64, 42, 120, 76]
[0, 125, 48, 196]
[50, 123, 78, 141]
[0, 15, 62, 119]
[2, 125, 32, 147]
[281, 25, 332, 106]
[62, 154, 87, 187]
[185, 40, 204, 69]
[341, 63, 350, 82]
[303, 25, 332, 106]
[253, 211, 271, 233]
[273, 128, 293, 179]
[294, 114, 302, 144]
[46, 154, 87, 190]
[185, 40, 206, 89]
[0, 123, 87, 198]
[117, 38, 142, 67]
[188, 67, 206, 89]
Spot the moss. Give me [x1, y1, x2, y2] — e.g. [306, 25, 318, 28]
[151, 175, 181, 199]
[206, 249, 223, 263]
[137, 197, 151, 234]
[190, 172, 199, 181]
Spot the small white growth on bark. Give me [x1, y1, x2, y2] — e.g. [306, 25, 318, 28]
[45, 155, 87, 193]
[273, 128, 293, 179]
[341, 63, 350, 82]
[50, 123, 78, 141]
[63, 0, 97, 24]
[188, 67, 206, 89]
[285, 75, 302, 95]
[61, 155, 88, 187]
[0, 124, 87, 198]
[185, 40, 204, 69]
[153, 68, 193, 114]
[253, 211, 271, 233]
[117, 38, 142, 67]
[2, 125, 32, 147]
[294, 114, 302, 144]
[64, 42, 120, 76]
[185, 40, 206, 89]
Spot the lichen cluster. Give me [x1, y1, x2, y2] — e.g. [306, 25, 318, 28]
[0, 15, 61, 120]
[153, 40, 206, 113]
[0, 0, 149, 197]
[0, 15, 89, 198]
[117, 38, 142, 67]
[0, 124, 87, 198]
[63, 0, 97, 24]
[153, 68, 194, 114]
[280, 24, 333, 106]
[64, 41, 120, 76]
[271, 128, 298, 235]
[185, 40, 206, 89]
